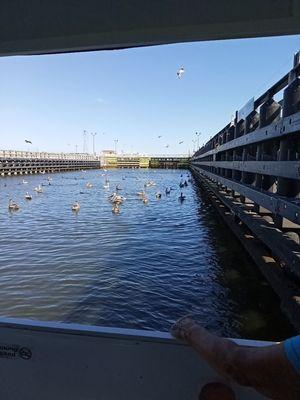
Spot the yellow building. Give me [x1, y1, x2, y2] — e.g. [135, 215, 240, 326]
[102, 150, 117, 168]
[102, 152, 150, 168]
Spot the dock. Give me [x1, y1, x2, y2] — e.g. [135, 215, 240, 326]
[0, 150, 101, 176]
[191, 52, 300, 331]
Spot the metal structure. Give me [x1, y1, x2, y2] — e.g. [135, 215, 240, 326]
[0, 150, 100, 176]
[191, 53, 300, 329]
[0, 317, 267, 400]
[149, 156, 190, 169]
[1, 1, 300, 56]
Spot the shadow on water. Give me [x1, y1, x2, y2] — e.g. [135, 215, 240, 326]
[193, 183, 295, 341]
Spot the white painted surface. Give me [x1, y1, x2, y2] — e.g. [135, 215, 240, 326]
[0, 318, 268, 400]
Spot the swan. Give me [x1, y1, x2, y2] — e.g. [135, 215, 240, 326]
[8, 200, 19, 211]
[71, 202, 80, 212]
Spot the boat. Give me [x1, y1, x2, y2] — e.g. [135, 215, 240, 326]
[34, 185, 43, 193]
[0, 317, 269, 399]
[71, 202, 80, 212]
[25, 193, 32, 200]
[8, 200, 20, 211]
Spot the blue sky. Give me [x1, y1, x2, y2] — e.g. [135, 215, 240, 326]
[1, 35, 300, 155]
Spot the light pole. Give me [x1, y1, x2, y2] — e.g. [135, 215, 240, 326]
[195, 132, 201, 150]
[192, 139, 196, 153]
[83, 130, 88, 153]
[114, 139, 118, 154]
[75, 144, 78, 153]
[91, 132, 97, 155]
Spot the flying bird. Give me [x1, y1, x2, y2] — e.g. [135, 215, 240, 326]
[176, 67, 185, 79]
[158, 135, 162, 138]
[165, 144, 170, 148]
[25, 140, 32, 144]
[179, 141, 184, 144]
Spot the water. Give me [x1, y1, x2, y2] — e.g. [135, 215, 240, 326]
[0, 169, 295, 340]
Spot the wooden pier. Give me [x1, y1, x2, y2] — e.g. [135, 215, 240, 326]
[191, 52, 300, 331]
[0, 150, 101, 176]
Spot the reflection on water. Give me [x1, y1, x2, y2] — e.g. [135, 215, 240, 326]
[0, 169, 295, 340]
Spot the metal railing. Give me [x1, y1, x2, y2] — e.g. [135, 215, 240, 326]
[191, 52, 300, 228]
[0, 150, 100, 161]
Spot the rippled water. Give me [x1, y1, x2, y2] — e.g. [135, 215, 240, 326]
[0, 169, 295, 340]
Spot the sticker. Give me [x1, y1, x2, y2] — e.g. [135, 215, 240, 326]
[0, 344, 32, 360]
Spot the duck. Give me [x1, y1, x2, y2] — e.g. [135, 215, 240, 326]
[184, 180, 188, 187]
[142, 197, 149, 204]
[8, 200, 19, 211]
[179, 192, 186, 202]
[71, 201, 80, 212]
[179, 181, 185, 188]
[165, 187, 171, 195]
[34, 185, 43, 193]
[86, 182, 93, 188]
[25, 192, 32, 200]
[116, 184, 122, 191]
[156, 192, 162, 199]
[112, 204, 120, 214]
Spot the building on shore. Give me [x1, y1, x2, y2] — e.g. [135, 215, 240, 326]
[101, 151, 150, 168]
[101, 151, 190, 169]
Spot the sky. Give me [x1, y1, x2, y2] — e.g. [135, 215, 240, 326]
[1, 34, 300, 155]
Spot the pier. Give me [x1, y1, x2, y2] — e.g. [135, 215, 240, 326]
[191, 52, 300, 331]
[0, 150, 100, 176]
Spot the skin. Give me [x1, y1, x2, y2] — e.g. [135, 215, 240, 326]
[171, 317, 300, 400]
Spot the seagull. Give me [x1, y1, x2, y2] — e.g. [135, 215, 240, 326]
[25, 139, 32, 144]
[158, 135, 162, 138]
[176, 67, 185, 79]
[179, 141, 184, 144]
[165, 144, 170, 148]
